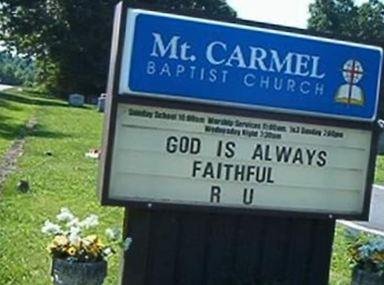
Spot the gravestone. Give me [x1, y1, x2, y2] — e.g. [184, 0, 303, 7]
[97, 93, 107, 112]
[68, 94, 85, 107]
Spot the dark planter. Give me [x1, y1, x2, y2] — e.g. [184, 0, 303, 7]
[51, 258, 107, 285]
[351, 269, 384, 285]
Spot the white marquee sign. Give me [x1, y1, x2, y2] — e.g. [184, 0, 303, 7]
[106, 104, 372, 215]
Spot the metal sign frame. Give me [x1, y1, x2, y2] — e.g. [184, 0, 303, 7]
[98, 1, 383, 220]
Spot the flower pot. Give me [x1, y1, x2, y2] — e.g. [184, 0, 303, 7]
[351, 269, 384, 285]
[51, 258, 107, 285]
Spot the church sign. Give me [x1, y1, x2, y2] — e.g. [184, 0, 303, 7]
[120, 9, 383, 121]
[99, 6, 382, 219]
[107, 104, 372, 216]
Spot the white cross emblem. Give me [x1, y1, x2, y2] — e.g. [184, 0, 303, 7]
[335, 59, 365, 106]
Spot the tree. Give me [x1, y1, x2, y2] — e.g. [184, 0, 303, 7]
[0, 52, 36, 86]
[308, 0, 384, 116]
[308, 0, 384, 42]
[0, 1, 236, 97]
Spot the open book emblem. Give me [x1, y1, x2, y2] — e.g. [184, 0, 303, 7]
[335, 60, 364, 106]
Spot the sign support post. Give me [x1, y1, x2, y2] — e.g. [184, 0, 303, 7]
[120, 209, 336, 285]
[99, 3, 383, 285]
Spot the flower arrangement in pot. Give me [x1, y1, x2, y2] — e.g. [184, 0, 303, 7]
[41, 208, 132, 285]
[346, 229, 384, 285]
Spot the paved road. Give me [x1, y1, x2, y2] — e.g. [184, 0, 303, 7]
[0, 84, 14, 91]
[341, 185, 384, 236]
[361, 185, 384, 230]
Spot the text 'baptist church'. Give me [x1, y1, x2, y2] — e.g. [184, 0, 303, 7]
[147, 33, 326, 96]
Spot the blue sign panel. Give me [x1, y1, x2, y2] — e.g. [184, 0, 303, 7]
[119, 9, 383, 121]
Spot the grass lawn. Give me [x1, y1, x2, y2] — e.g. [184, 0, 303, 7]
[0, 88, 383, 284]
[329, 226, 353, 285]
[0, 89, 39, 158]
[0, 89, 123, 285]
[374, 155, 384, 185]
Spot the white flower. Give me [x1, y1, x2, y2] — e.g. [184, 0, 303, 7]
[41, 220, 62, 236]
[105, 228, 121, 241]
[68, 226, 81, 245]
[122, 237, 133, 251]
[56, 208, 75, 222]
[79, 214, 99, 229]
[69, 226, 81, 235]
[66, 217, 80, 228]
[69, 232, 81, 245]
[103, 247, 113, 256]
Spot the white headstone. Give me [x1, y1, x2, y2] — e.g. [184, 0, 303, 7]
[68, 94, 85, 107]
[97, 93, 107, 112]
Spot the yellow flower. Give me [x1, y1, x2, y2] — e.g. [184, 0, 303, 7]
[96, 238, 104, 248]
[372, 252, 384, 263]
[92, 244, 101, 253]
[53, 235, 69, 246]
[84, 235, 97, 243]
[67, 246, 77, 256]
[47, 243, 57, 253]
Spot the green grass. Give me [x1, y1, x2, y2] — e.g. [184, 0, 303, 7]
[0, 90, 123, 285]
[0, 89, 38, 157]
[0, 89, 383, 284]
[329, 226, 352, 285]
[374, 156, 384, 184]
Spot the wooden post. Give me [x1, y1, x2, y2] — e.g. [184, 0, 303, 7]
[121, 209, 335, 285]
